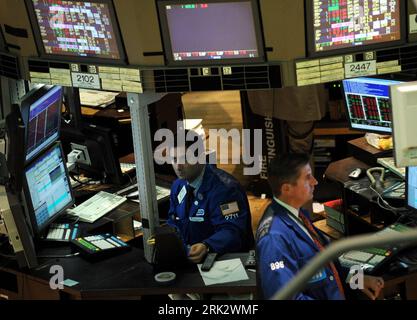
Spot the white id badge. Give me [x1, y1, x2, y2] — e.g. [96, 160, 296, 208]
[177, 185, 187, 204]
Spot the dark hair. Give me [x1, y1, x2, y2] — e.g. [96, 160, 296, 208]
[267, 153, 311, 197]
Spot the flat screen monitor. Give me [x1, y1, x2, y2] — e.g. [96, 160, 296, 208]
[25, 0, 127, 64]
[60, 123, 126, 185]
[157, 0, 266, 66]
[23, 142, 74, 234]
[390, 81, 417, 167]
[305, 0, 406, 57]
[406, 166, 417, 211]
[20, 85, 63, 163]
[342, 77, 403, 134]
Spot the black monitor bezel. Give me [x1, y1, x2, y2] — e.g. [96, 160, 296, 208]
[20, 84, 63, 164]
[60, 123, 126, 185]
[305, 0, 407, 58]
[341, 77, 403, 135]
[22, 141, 75, 235]
[156, 0, 267, 66]
[24, 0, 128, 65]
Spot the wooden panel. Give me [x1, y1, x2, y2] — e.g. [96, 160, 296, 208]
[23, 277, 60, 300]
[260, 0, 306, 60]
[248, 195, 271, 236]
[114, 0, 164, 66]
[182, 91, 252, 186]
[313, 219, 343, 240]
[0, 0, 38, 58]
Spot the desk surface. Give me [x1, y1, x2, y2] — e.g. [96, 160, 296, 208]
[0, 247, 255, 299]
[81, 105, 130, 121]
[324, 157, 370, 184]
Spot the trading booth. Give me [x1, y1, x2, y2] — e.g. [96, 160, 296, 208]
[1, 0, 417, 301]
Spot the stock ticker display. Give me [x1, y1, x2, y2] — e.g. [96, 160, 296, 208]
[312, 0, 402, 53]
[342, 77, 402, 133]
[31, 0, 122, 59]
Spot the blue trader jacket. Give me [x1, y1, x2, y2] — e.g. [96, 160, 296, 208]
[168, 165, 253, 254]
[256, 201, 347, 300]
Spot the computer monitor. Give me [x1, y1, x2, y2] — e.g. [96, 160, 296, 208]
[20, 85, 63, 163]
[157, 0, 266, 66]
[406, 166, 417, 211]
[390, 80, 417, 167]
[342, 77, 403, 134]
[23, 142, 74, 235]
[305, 0, 406, 57]
[60, 123, 126, 185]
[25, 0, 127, 64]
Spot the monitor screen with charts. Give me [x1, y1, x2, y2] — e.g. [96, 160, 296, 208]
[26, 0, 126, 63]
[157, 0, 265, 65]
[23, 142, 74, 234]
[305, 0, 405, 57]
[23, 85, 63, 163]
[342, 77, 403, 134]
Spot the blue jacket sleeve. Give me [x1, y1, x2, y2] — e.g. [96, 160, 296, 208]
[203, 187, 250, 254]
[257, 233, 314, 300]
[167, 182, 179, 230]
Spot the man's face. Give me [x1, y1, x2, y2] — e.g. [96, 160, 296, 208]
[170, 146, 203, 181]
[286, 164, 318, 207]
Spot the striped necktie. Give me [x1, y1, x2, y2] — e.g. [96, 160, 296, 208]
[299, 211, 345, 298]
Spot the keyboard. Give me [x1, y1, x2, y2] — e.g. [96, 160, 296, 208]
[115, 183, 170, 202]
[383, 181, 405, 199]
[120, 162, 136, 174]
[71, 233, 130, 260]
[44, 223, 79, 242]
[338, 223, 411, 273]
[377, 157, 406, 178]
[67, 191, 127, 223]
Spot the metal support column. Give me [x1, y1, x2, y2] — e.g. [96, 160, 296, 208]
[128, 92, 167, 263]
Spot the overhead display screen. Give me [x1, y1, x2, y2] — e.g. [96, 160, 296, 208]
[27, 0, 126, 62]
[307, 0, 404, 56]
[157, 0, 265, 65]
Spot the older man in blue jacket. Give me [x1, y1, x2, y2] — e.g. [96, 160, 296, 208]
[167, 131, 253, 263]
[256, 153, 384, 300]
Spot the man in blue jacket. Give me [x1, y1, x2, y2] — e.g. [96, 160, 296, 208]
[167, 131, 253, 263]
[256, 153, 384, 300]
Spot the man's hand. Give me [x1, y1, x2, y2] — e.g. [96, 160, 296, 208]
[361, 275, 384, 300]
[188, 243, 208, 263]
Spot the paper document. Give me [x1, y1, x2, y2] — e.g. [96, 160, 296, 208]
[198, 258, 249, 286]
[67, 191, 127, 223]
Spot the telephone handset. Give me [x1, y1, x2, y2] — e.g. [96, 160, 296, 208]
[366, 167, 386, 193]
